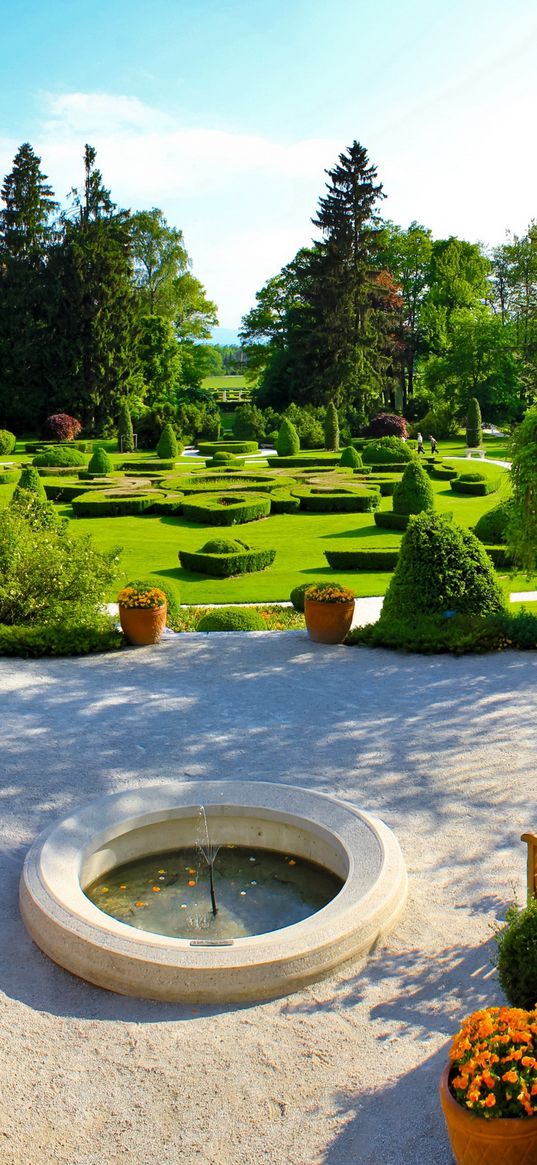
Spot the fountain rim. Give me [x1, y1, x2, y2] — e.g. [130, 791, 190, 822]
[19, 780, 407, 1002]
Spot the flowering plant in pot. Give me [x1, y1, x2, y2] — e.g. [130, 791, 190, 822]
[117, 585, 167, 645]
[303, 582, 355, 644]
[440, 1005, 537, 1164]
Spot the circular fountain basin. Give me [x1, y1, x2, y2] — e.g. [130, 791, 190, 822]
[20, 780, 407, 1003]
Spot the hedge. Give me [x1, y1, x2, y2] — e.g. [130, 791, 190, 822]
[291, 486, 380, 513]
[266, 454, 340, 468]
[179, 546, 276, 576]
[37, 465, 90, 477]
[373, 511, 411, 530]
[0, 470, 19, 484]
[428, 464, 459, 481]
[150, 497, 184, 515]
[181, 492, 271, 525]
[450, 477, 498, 496]
[367, 477, 397, 496]
[269, 489, 301, 514]
[325, 548, 399, 570]
[166, 474, 274, 494]
[362, 437, 414, 465]
[0, 619, 123, 657]
[33, 448, 88, 468]
[43, 482, 110, 503]
[362, 462, 408, 474]
[197, 441, 258, 455]
[484, 544, 514, 567]
[71, 491, 157, 517]
[117, 459, 175, 472]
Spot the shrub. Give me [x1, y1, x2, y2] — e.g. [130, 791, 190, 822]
[450, 476, 498, 496]
[291, 486, 380, 513]
[362, 437, 414, 465]
[197, 441, 258, 456]
[363, 413, 409, 439]
[123, 577, 180, 619]
[87, 446, 114, 475]
[157, 422, 179, 460]
[43, 413, 82, 441]
[269, 489, 301, 513]
[347, 612, 512, 655]
[117, 459, 175, 472]
[0, 506, 119, 627]
[266, 454, 340, 468]
[290, 583, 317, 612]
[181, 492, 271, 525]
[409, 404, 459, 440]
[494, 899, 537, 1009]
[373, 511, 411, 530]
[339, 445, 363, 469]
[0, 470, 18, 484]
[277, 418, 300, 456]
[196, 607, 266, 631]
[71, 492, 156, 517]
[117, 401, 134, 452]
[44, 482, 108, 503]
[233, 403, 266, 442]
[201, 538, 248, 553]
[324, 401, 340, 451]
[392, 459, 435, 515]
[380, 512, 506, 621]
[11, 466, 47, 504]
[0, 429, 16, 455]
[466, 396, 483, 448]
[507, 407, 537, 571]
[325, 548, 399, 571]
[473, 499, 513, 544]
[428, 463, 459, 481]
[179, 545, 276, 577]
[33, 446, 87, 468]
[0, 617, 122, 657]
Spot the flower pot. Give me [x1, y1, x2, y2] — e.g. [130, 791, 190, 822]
[304, 597, 355, 644]
[119, 603, 167, 646]
[439, 1064, 537, 1165]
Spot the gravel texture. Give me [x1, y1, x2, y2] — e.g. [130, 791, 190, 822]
[2, 631, 536, 1164]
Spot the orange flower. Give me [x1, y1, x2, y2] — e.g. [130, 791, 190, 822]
[484, 1094, 496, 1108]
[502, 1070, 519, 1084]
[188, 880, 196, 887]
[152, 886, 161, 892]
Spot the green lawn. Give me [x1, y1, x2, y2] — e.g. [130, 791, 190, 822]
[202, 374, 247, 390]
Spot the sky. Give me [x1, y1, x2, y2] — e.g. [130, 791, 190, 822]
[1, 0, 537, 340]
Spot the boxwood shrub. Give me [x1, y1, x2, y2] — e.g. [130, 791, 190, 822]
[197, 441, 258, 455]
[71, 491, 157, 517]
[33, 447, 88, 468]
[0, 618, 123, 657]
[44, 481, 109, 503]
[339, 445, 363, 469]
[450, 475, 498, 496]
[163, 474, 274, 494]
[392, 459, 435, 515]
[428, 463, 459, 481]
[269, 489, 301, 513]
[181, 492, 271, 525]
[151, 496, 184, 515]
[266, 454, 340, 468]
[36, 465, 88, 477]
[118, 459, 175, 472]
[196, 606, 266, 631]
[291, 486, 380, 512]
[473, 499, 513, 544]
[362, 437, 414, 465]
[374, 511, 410, 530]
[325, 548, 399, 570]
[0, 430, 16, 455]
[367, 477, 397, 496]
[179, 543, 276, 577]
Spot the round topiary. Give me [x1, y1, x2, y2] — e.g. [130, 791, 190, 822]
[125, 576, 180, 619]
[200, 538, 249, 553]
[290, 582, 320, 612]
[473, 499, 513, 544]
[381, 512, 506, 621]
[339, 445, 363, 469]
[494, 899, 537, 1009]
[362, 437, 414, 465]
[277, 418, 300, 456]
[12, 465, 47, 503]
[0, 429, 16, 455]
[33, 447, 87, 467]
[157, 423, 179, 460]
[196, 607, 266, 632]
[88, 446, 114, 474]
[392, 459, 435, 516]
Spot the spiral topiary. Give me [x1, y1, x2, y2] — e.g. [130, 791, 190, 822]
[196, 607, 266, 631]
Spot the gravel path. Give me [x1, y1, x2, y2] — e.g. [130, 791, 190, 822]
[2, 633, 536, 1164]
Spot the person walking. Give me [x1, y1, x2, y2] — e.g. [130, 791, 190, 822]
[417, 432, 424, 455]
[429, 434, 438, 455]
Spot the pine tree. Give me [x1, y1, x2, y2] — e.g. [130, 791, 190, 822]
[466, 397, 483, 448]
[0, 143, 58, 429]
[324, 401, 340, 450]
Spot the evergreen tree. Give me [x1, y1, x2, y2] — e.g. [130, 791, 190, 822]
[156, 422, 178, 459]
[117, 401, 134, 452]
[49, 145, 140, 432]
[466, 396, 482, 448]
[0, 143, 58, 429]
[392, 460, 434, 515]
[277, 417, 300, 455]
[324, 401, 340, 451]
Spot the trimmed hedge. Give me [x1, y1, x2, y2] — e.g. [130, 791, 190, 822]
[450, 476, 498, 496]
[428, 463, 459, 481]
[0, 470, 19, 484]
[367, 477, 397, 496]
[150, 497, 184, 515]
[362, 462, 408, 474]
[33, 447, 88, 467]
[179, 546, 276, 577]
[374, 511, 411, 530]
[473, 499, 513, 544]
[206, 456, 245, 468]
[291, 486, 380, 513]
[37, 465, 90, 477]
[269, 489, 301, 513]
[44, 482, 109, 503]
[392, 459, 435, 515]
[118, 459, 175, 472]
[167, 474, 274, 494]
[266, 454, 340, 468]
[181, 492, 271, 525]
[71, 491, 157, 517]
[325, 548, 399, 571]
[484, 544, 514, 567]
[362, 437, 414, 465]
[196, 606, 266, 631]
[0, 619, 123, 657]
[197, 441, 258, 455]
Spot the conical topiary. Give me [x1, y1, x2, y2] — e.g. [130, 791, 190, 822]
[277, 418, 300, 456]
[381, 512, 506, 620]
[117, 401, 134, 453]
[392, 459, 435, 515]
[88, 446, 113, 474]
[466, 397, 482, 449]
[157, 422, 179, 460]
[339, 445, 363, 469]
[324, 401, 340, 451]
[11, 465, 46, 503]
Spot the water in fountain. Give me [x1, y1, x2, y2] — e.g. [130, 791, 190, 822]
[196, 805, 221, 917]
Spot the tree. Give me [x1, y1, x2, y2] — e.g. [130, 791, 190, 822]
[507, 407, 537, 571]
[137, 315, 182, 410]
[131, 208, 217, 347]
[378, 221, 432, 406]
[157, 422, 178, 459]
[324, 401, 340, 451]
[491, 225, 537, 408]
[0, 143, 58, 429]
[117, 401, 134, 452]
[49, 145, 140, 432]
[277, 417, 300, 455]
[466, 396, 483, 448]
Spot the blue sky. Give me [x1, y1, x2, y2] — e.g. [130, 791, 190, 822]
[2, 0, 537, 337]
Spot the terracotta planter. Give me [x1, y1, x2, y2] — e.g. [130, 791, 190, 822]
[304, 597, 355, 644]
[119, 603, 167, 646]
[440, 1063, 537, 1165]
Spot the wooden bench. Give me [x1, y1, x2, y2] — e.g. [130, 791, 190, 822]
[522, 832, 537, 902]
[465, 448, 486, 459]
